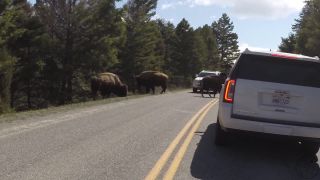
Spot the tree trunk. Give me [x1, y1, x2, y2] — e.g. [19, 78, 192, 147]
[60, 77, 66, 105]
[66, 73, 73, 102]
[27, 80, 31, 109]
[61, 2, 74, 104]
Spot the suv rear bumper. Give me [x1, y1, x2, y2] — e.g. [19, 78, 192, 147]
[219, 103, 320, 140]
[221, 126, 320, 143]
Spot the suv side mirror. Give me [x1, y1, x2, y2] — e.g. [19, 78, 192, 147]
[195, 74, 199, 78]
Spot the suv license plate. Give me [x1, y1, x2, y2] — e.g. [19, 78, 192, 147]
[272, 91, 290, 106]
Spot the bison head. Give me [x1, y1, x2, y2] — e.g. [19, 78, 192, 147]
[116, 84, 128, 97]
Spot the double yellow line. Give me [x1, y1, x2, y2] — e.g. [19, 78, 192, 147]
[145, 100, 218, 180]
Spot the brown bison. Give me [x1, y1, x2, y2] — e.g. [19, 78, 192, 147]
[135, 71, 169, 94]
[200, 73, 227, 98]
[91, 73, 128, 99]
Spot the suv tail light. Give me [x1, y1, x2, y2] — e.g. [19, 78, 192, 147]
[223, 80, 236, 103]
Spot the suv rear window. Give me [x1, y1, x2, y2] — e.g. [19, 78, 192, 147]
[234, 54, 320, 88]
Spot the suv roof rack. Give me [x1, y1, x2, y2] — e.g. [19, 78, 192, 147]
[243, 48, 319, 62]
[244, 48, 251, 53]
[201, 70, 220, 73]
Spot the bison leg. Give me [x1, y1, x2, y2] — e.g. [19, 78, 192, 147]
[91, 80, 99, 100]
[201, 89, 205, 97]
[208, 90, 212, 98]
[161, 85, 167, 94]
[213, 89, 217, 98]
[106, 91, 111, 98]
[100, 86, 111, 98]
[151, 86, 155, 94]
[92, 90, 98, 100]
[92, 93, 97, 100]
[134, 84, 141, 94]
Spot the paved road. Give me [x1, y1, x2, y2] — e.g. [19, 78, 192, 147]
[0, 90, 319, 180]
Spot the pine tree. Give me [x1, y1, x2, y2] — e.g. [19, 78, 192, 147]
[194, 28, 207, 70]
[172, 18, 202, 80]
[0, 49, 14, 113]
[76, 0, 126, 74]
[0, 0, 10, 14]
[2, 0, 52, 110]
[35, 0, 123, 104]
[212, 13, 239, 72]
[126, 0, 157, 23]
[195, 25, 219, 70]
[279, 33, 296, 53]
[293, 0, 320, 57]
[156, 19, 176, 75]
[35, 0, 80, 104]
[121, 0, 163, 88]
[0, 0, 17, 112]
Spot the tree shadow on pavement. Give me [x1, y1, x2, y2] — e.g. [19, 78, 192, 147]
[191, 124, 320, 180]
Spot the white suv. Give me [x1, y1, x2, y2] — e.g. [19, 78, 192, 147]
[216, 49, 320, 154]
[192, 70, 220, 93]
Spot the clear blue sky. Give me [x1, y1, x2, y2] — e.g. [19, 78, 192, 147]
[28, 0, 305, 51]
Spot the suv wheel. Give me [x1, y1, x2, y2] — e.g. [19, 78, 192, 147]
[193, 88, 197, 93]
[214, 117, 229, 146]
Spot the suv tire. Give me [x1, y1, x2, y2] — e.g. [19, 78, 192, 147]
[193, 88, 197, 93]
[214, 117, 229, 146]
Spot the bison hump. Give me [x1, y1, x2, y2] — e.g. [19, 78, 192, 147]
[97, 72, 122, 85]
[139, 71, 168, 79]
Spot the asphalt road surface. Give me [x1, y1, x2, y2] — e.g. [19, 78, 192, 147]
[0, 90, 319, 180]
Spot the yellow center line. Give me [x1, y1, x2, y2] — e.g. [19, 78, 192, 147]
[163, 100, 218, 180]
[144, 100, 216, 180]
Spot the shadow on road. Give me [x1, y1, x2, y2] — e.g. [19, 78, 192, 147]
[191, 124, 320, 180]
[192, 96, 217, 99]
[189, 91, 221, 99]
[191, 92, 220, 99]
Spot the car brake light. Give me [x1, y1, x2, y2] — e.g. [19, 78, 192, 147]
[224, 80, 236, 103]
[272, 53, 297, 60]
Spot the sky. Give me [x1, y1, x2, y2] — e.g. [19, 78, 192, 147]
[118, 0, 305, 51]
[28, 0, 305, 51]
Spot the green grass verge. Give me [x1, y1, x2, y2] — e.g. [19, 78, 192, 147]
[0, 88, 188, 124]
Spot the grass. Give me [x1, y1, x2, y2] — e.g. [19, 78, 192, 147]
[0, 88, 188, 124]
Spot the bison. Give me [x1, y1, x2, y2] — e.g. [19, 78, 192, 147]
[91, 73, 128, 99]
[135, 71, 169, 94]
[200, 73, 227, 98]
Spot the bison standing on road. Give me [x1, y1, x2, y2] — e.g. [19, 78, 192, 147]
[200, 73, 227, 98]
[91, 73, 128, 99]
[135, 71, 169, 94]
